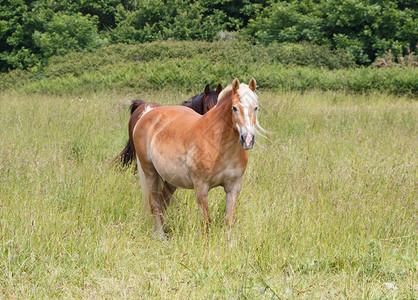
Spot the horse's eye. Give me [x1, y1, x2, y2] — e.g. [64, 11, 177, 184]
[232, 106, 238, 112]
[254, 107, 258, 112]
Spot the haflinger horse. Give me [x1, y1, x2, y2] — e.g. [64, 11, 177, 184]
[117, 84, 221, 167]
[133, 78, 260, 239]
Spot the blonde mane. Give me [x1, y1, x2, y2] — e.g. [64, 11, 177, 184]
[217, 85, 234, 104]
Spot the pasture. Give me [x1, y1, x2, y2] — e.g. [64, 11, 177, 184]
[0, 89, 416, 298]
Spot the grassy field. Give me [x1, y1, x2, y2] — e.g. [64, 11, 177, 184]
[0, 88, 416, 298]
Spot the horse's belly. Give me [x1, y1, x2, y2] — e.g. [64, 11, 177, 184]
[159, 168, 194, 189]
[152, 154, 194, 189]
[208, 166, 245, 188]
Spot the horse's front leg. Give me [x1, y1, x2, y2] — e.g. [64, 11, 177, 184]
[224, 177, 243, 228]
[194, 183, 211, 229]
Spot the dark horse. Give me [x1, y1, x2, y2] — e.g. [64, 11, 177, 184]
[182, 83, 222, 114]
[117, 84, 222, 167]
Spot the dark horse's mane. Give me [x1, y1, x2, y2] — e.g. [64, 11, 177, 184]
[182, 94, 205, 115]
[182, 83, 222, 115]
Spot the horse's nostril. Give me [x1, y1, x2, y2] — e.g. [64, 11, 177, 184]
[239, 133, 255, 150]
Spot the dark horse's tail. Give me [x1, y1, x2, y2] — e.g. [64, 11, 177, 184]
[116, 100, 145, 168]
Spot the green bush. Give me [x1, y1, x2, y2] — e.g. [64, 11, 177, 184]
[110, 1, 230, 43]
[1, 0, 416, 70]
[0, 2, 107, 71]
[264, 42, 355, 69]
[244, 0, 417, 65]
[16, 40, 352, 85]
[33, 12, 102, 58]
[1, 41, 415, 96]
[245, 2, 327, 45]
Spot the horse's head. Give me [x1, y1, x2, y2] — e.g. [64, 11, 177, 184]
[202, 84, 222, 114]
[229, 78, 258, 150]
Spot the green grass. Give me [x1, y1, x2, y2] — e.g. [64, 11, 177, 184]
[0, 89, 416, 298]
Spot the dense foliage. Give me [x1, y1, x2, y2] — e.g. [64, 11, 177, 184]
[1, 0, 416, 71]
[1, 41, 416, 95]
[245, 0, 418, 64]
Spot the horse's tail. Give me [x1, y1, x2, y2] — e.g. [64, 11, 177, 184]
[115, 99, 146, 169]
[117, 140, 134, 168]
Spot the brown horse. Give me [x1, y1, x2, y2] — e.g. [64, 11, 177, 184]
[133, 78, 260, 238]
[182, 83, 222, 114]
[118, 84, 221, 167]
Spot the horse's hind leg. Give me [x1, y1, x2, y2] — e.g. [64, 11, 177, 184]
[160, 181, 176, 212]
[137, 158, 167, 239]
[147, 176, 168, 239]
[150, 181, 176, 238]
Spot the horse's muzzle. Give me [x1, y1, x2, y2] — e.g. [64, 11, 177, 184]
[240, 133, 255, 150]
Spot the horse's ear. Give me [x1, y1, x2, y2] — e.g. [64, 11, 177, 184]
[216, 84, 222, 94]
[249, 77, 256, 92]
[204, 84, 210, 95]
[232, 78, 240, 94]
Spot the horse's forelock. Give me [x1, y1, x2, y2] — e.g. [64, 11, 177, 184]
[237, 83, 258, 106]
[218, 84, 257, 105]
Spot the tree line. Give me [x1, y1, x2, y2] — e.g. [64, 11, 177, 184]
[0, 0, 416, 72]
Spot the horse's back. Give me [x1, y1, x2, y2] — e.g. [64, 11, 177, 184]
[137, 106, 201, 131]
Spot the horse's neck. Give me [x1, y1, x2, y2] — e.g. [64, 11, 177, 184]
[203, 98, 238, 144]
[190, 94, 204, 114]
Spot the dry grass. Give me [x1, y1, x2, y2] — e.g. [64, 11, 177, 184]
[373, 45, 418, 68]
[0, 89, 416, 298]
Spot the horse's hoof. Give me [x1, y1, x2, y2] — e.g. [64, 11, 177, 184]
[153, 230, 167, 241]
